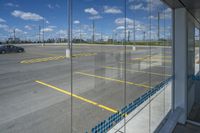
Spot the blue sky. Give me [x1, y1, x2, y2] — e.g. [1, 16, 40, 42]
[0, 0, 172, 41]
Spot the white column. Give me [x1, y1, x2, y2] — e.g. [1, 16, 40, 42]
[174, 8, 187, 124]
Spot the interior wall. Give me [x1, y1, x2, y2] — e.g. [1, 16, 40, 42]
[174, 8, 188, 123]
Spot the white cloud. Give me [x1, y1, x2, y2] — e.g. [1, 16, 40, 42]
[129, 3, 147, 11]
[47, 4, 54, 9]
[149, 0, 163, 10]
[0, 18, 6, 23]
[24, 25, 32, 30]
[57, 30, 67, 34]
[84, 8, 98, 15]
[128, 0, 136, 2]
[46, 20, 50, 24]
[41, 26, 56, 32]
[0, 23, 11, 33]
[148, 8, 172, 20]
[41, 27, 53, 32]
[129, 0, 163, 11]
[15, 28, 23, 33]
[103, 6, 122, 14]
[115, 17, 148, 33]
[74, 20, 80, 24]
[89, 15, 102, 20]
[47, 4, 60, 9]
[135, 4, 144, 10]
[0, 24, 8, 29]
[148, 15, 157, 19]
[48, 25, 57, 28]
[11, 10, 44, 21]
[115, 18, 134, 26]
[162, 8, 172, 19]
[56, 30, 67, 38]
[116, 26, 125, 30]
[5, 2, 19, 7]
[164, 8, 171, 13]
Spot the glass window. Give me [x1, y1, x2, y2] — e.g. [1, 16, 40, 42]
[71, 0, 173, 132]
[0, 0, 173, 133]
[195, 28, 200, 75]
[0, 1, 71, 133]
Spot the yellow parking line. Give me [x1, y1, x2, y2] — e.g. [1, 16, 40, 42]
[131, 58, 171, 63]
[132, 55, 151, 61]
[75, 72, 150, 89]
[28, 52, 60, 57]
[119, 62, 172, 69]
[35, 80, 118, 113]
[132, 55, 171, 61]
[20, 53, 97, 64]
[149, 59, 171, 63]
[73, 53, 96, 57]
[152, 55, 171, 58]
[103, 66, 171, 77]
[20, 56, 65, 64]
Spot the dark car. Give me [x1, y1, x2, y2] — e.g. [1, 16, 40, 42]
[0, 45, 25, 54]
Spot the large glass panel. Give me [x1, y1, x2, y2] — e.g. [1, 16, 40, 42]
[149, 2, 173, 132]
[195, 28, 200, 75]
[0, 1, 71, 133]
[187, 14, 196, 119]
[72, 0, 126, 132]
[123, 0, 172, 132]
[187, 19, 195, 90]
[164, 8, 173, 115]
[0, 0, 173, 133]
[124, 0, 151, 132]
[70, 0, 172, 132]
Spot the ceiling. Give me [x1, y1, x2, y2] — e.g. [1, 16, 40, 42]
[163, 0, 200, 27]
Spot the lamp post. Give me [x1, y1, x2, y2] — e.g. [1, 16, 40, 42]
[79, 23, 82, 43]
[39, 25, 41, 43]
[42, 18, 45, 46]
[92, 19, 95, 43]
[158, 12, 160, 41]
[13, 29, 16, 44]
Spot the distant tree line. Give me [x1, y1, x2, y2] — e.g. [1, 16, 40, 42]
[0, 37, 173, 46]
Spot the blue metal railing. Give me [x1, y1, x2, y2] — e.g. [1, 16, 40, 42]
[88, 76, 173, 133]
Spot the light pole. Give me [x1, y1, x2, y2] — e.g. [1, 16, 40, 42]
[112, 30, 114, 44]
[128, 31, 130, 42]
[143, 31, 146, 41]
[101, 32, 103, 43]
[133, 20, 136, 44]
[42, 19, 45, 46]
[132, 0, 136, 44]
[92, 19, 95, 43]
[13, 29, 16, 43]
[39, 25, 41, 43]
[79, 23, 82, 43]
[158, 12, 160, 41]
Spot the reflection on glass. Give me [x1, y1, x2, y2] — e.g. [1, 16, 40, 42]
[0, 0, 71, 133]
[0, 0, 173, 133]
[72, 0, 125, 132]
[71, 0, 173, 132]
[195, 28, 200, 74]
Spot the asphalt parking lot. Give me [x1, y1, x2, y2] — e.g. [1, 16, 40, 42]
[0, 44, 172, 133]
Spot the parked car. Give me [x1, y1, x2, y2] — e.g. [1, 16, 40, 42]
[0, 45, 25, 54]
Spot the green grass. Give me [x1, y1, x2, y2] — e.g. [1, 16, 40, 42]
[84, 41, 172, 46]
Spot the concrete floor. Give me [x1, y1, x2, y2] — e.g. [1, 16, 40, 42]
[109, 81, 172, 133]
[0, 44, 172, 133]
[173, 123, 200, 133]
